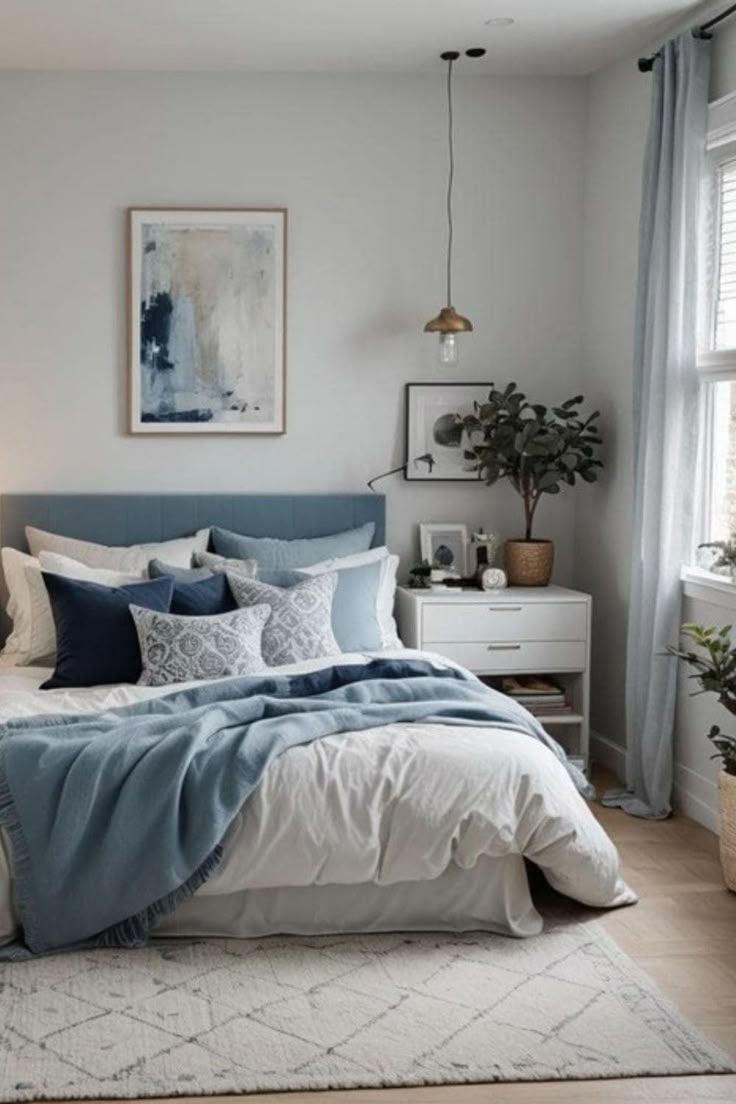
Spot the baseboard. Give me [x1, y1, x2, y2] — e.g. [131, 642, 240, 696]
[590, 733, 720, 833]
[590, 729, 625, 780]
[673, 762, 720, 835]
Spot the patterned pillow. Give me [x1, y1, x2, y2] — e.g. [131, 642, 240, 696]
[131, 604, 270, 687]
[226, 572, 339, 667]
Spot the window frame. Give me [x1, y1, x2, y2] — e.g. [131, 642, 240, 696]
[695, 92, 736, 559]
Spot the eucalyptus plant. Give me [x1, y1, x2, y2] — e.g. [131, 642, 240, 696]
[668, 623, 736, 775]
[457, 382, 603, 540]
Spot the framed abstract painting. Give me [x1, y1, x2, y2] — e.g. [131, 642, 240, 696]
[405, 382, 490, 480]
[129, 208, 286, 434]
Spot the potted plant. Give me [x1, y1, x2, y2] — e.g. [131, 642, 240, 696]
[668, 623, 736, 891]
[457, 382, 603, 586]
[407, 559, 436, 589]
[698, 537, 736, 580]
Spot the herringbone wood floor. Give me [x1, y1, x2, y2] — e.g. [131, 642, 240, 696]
[59, 776, 736, 1104]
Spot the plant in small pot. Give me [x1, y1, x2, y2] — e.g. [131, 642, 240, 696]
[698, 536, 736, 580]
[668, 623, 736, 892]
[408, 559, 438, 589]
[457, 382, 603, 586]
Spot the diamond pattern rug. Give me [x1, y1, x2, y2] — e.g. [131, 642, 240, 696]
[0, 918, 732, 1100]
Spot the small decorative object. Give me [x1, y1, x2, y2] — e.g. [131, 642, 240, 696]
[471, 529, 500, 580]
[481, 566, 507, 591]
[668, 623, 736, 891]
[407, 559, 434, 589]
[406, 383, 492, 481]
[458, 382, 603, 586]
[423, 49, 486, 367]
[129, 208, 286, 434]
[698, 537, 736, 580]
[430, 568, 450, 589]
[419, 523, 468, 578]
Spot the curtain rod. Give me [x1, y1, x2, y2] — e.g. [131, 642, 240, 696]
[638, 2, 736, 71]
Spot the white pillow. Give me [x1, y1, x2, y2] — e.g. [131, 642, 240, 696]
[0, 548, 141, 665]
[1, 549, 39, 665]
[299, 546, 401, 650]
[25, 526, 210, 573]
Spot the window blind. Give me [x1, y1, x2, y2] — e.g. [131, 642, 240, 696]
[715, 157, 736, 352]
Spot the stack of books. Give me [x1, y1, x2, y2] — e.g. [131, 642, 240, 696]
[501, 675, 571, 716]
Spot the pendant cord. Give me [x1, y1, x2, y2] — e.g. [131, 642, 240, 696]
[446, 56, 454, 308]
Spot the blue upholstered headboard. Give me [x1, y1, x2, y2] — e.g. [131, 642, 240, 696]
[0, 493, 385, 642]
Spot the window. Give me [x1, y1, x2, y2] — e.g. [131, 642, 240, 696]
[697, 95, 736, 551]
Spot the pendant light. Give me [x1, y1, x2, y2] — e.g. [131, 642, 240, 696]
[424, 47, 486, 367]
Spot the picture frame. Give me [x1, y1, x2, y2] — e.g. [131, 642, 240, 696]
[129, 208, 287, 434]
[419, 523, 469, 578]
[405, 382, 491, 481]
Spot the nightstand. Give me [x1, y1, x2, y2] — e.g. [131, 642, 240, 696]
[396, 585, 591, 766]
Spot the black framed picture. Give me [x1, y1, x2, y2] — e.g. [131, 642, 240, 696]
[405, 382, 490, 481]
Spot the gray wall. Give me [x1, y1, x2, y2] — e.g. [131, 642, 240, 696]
[0, 71, 587, 575]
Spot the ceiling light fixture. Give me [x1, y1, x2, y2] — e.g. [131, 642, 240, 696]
[424, 47, 486, 367]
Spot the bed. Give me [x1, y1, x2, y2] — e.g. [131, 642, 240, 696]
[0, 493, 636, 955]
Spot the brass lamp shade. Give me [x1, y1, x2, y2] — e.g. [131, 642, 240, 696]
[423, 306, 473, 334]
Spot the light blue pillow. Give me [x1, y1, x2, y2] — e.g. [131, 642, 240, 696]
[262, 560, 385, 652]
[211, 522, 375, 570]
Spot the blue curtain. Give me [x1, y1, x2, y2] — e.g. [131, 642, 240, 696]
[603, 33, 711, 819]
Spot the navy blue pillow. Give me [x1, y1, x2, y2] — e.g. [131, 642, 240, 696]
[41, 574, 174, 690]
[148, 559, 213, 583]
[170, 574, 237, 616]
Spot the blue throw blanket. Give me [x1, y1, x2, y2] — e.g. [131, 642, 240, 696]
[0, 658, 590, 957]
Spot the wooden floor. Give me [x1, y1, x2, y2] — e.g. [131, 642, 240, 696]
[73, 781, 736, 1104]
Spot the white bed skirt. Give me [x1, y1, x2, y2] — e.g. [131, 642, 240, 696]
[158, 855, 542, 940]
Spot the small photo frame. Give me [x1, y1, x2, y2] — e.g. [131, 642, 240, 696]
[419, 523, 469, 578]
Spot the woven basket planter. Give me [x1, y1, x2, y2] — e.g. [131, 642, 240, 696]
[503, 539, 554, 587]
[720, 771, 736, 892]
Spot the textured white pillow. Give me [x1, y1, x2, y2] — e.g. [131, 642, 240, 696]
[0, 548, 141, 666]
[1, 549, 39, 665]
[299, 547, 401, 650]
[25, 526, 210, 572]
[132, 604, 270, 687]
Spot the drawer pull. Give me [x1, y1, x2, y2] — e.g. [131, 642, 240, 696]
[487, 643, 522, 651]
[488, 605, 522, 612]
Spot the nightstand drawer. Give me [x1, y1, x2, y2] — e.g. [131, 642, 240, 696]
[422, 601, 586, 644]
[427, 640, 587, 673]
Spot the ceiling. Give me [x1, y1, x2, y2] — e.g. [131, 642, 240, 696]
[0, 0, 706, 76]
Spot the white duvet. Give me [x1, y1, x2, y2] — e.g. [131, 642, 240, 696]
[0, 650, 636, 944]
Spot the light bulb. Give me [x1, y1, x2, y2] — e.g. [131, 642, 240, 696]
[438, 332, 459, 367]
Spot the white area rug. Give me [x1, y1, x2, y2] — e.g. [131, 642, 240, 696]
[0, 919, 732, 1100]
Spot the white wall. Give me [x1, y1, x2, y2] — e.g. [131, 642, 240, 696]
[578, 17, 736, 824]
[0, 71, 587, 574]
[712, 18, 736, 101]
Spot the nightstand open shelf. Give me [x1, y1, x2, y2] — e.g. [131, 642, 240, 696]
[396, 585, 591, 767]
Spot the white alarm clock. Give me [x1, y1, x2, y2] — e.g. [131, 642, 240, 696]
[481, 567, 507, 591]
